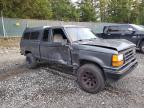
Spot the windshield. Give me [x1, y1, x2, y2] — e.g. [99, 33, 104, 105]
[65, 27, 97, 42]
[131, 24, 144, 31]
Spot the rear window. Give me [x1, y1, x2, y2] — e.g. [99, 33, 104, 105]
[23, 31, 39, 40]
[30, 31, 39, 40]
[23, 32, 30, 40]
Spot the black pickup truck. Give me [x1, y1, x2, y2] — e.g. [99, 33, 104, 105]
[95, 24, 144, 53]
[20, 25, 137, 93]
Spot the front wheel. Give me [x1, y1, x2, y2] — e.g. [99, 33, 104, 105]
[77, 64, 105, 94]
[25, 53, 37, 69]
[140, 41, 144, 53]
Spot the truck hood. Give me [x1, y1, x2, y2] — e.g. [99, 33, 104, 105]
[78, 39, 135, 51]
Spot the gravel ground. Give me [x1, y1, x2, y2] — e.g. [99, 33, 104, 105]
[0, 48, 144, 108]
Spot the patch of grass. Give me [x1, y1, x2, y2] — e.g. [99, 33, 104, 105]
[0, 37, 21, 48]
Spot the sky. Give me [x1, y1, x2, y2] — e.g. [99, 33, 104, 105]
[71, 0, 78, 3]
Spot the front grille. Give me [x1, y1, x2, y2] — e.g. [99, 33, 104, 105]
[122, 47, 136, 66]
[125, 49, 135, 62]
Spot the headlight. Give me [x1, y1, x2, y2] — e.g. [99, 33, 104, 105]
[112, 54, 124, 67]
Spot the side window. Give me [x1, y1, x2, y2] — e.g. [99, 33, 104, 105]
[43, 29, 50, 41]
[107, 26, 121, 34]
[23, 32, 30, 40]
[52, 28, 67, 43]
[120, 25, 133, 34]
[103, 26, 109, 34]
[30, 31, 39, 40]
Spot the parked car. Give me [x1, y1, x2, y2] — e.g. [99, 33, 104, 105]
[20, 25, 138, 93]
[95, 24, 144, 53]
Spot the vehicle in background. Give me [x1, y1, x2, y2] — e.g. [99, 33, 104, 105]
[95, 24, 144, 53]
[20, 25, 137, 93]
[139, 25, 144, 28]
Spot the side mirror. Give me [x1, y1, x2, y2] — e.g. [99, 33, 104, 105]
[61, 39, 68, 46]
[63, 39, 68, 44]
[128, 28, 133, 31]
[132, 31, 136, 34]
[128, 28, 136, 34]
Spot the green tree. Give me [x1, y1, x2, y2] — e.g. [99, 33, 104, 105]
[99, 0, 109, 22]
[78, 0, 97, 22]
[51, 0, 79, 21]
[1, 0, 53, 19]
[106, 0, 133, 23]
[104, 0, 144, 24]
[138, 0, 144, 24]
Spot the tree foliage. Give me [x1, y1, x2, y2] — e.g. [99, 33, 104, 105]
[1, 0, 144, 24]
[98, 0, 108, 22]
[50, 0, 79, 21]
[100, 0, 144, 24]
[78, 0, 97, 21]
[0, 0, 53, 19]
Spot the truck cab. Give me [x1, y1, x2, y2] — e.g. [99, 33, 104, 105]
[20, 25, 138, 93]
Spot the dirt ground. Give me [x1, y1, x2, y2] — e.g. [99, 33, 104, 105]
[0, 37, 20, 48]
[0, 47, 144, 108]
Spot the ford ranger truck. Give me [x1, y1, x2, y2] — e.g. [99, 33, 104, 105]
[20, 25, 138, 93]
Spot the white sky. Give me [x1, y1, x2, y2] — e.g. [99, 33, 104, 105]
[71, 0, 78, 3]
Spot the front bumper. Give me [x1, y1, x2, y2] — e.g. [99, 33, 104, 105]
[104, 60, 138, 81]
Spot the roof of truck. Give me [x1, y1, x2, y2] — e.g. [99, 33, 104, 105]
[25, 25, 85, 32]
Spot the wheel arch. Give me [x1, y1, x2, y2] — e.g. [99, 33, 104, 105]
[137, 38, 144, 48]
[79, 58, 106, 80]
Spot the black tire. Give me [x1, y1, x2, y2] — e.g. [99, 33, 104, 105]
[25, 53, 37, 69]
[77, 64, 105, 94]
[140, 41, 144, 53]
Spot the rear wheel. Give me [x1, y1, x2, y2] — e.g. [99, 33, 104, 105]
[25, 53, 37, 69]
[77, 64, 105, 94]
[140, 41, 144, 53]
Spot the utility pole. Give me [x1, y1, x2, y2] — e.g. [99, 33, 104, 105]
[1, 11, 6, 37]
